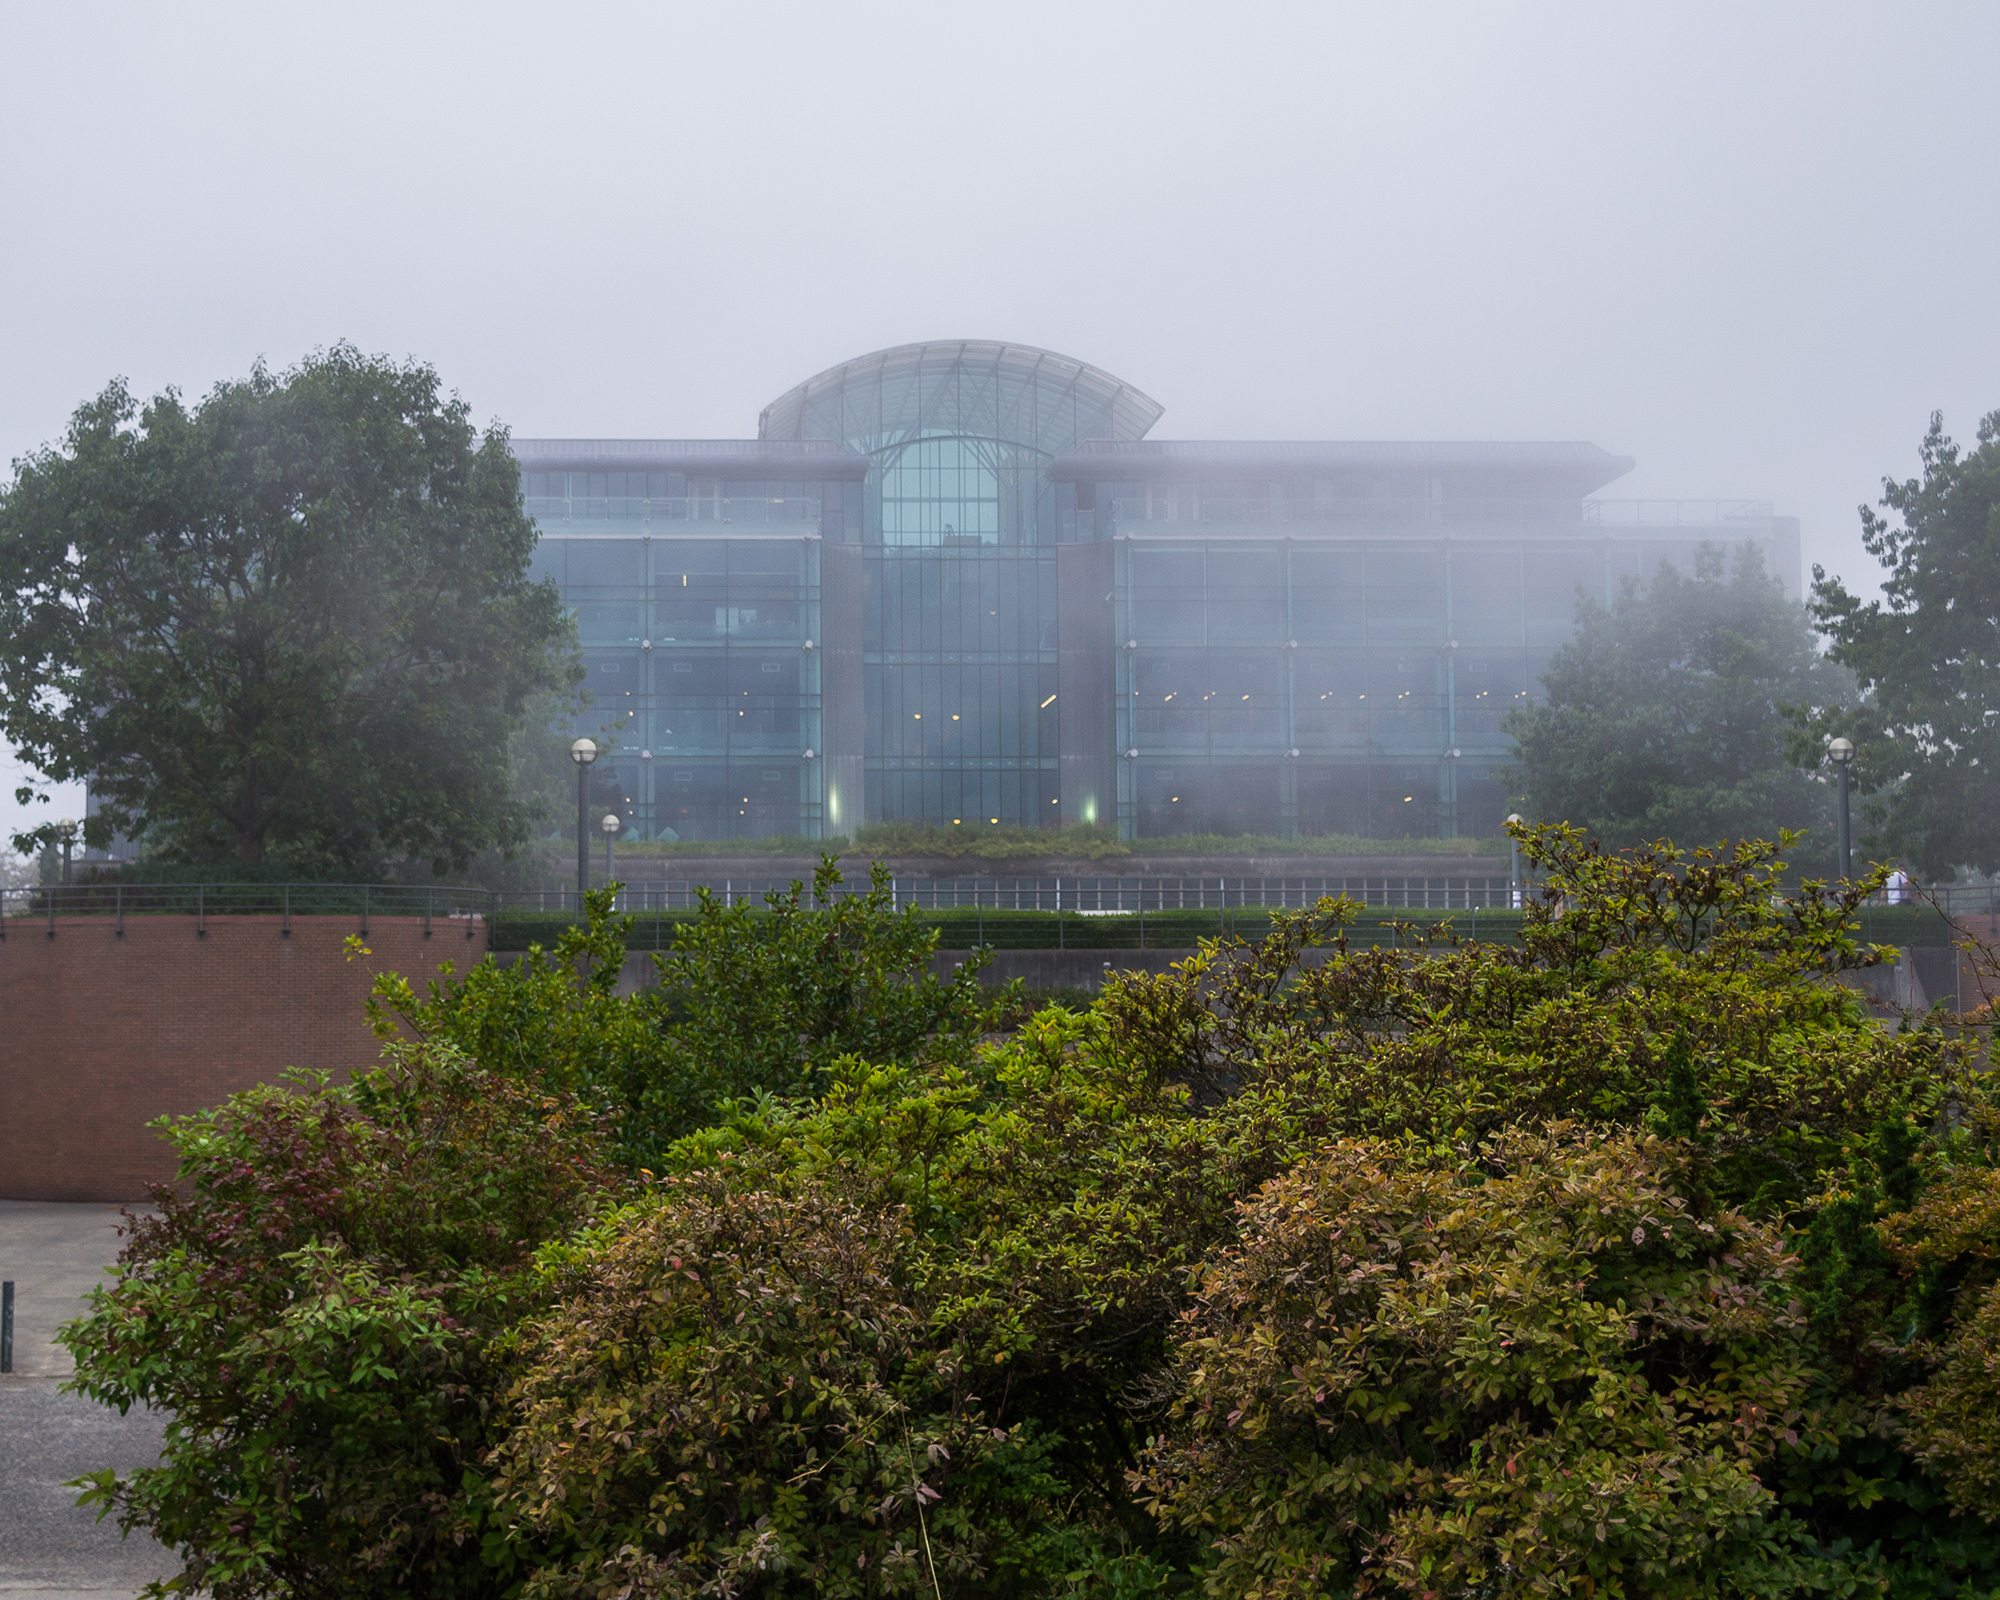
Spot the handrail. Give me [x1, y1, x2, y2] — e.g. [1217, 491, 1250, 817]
[1101, 496, 1777, 530]
[1, 882, 495, 943]
[525, 495, 823, 527]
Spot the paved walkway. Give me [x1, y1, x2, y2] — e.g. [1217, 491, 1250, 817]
[0, 1202, 171, 1600]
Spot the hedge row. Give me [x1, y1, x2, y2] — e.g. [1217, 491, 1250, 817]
[488, 902, 1955, 954]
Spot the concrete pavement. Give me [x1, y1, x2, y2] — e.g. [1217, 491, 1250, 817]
[0, 1202, 171, 1599]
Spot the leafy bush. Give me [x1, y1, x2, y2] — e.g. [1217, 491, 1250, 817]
[374, 861, 1009, 1164]
[60, 827, 2000, 1597]
[599, 832, 851, 858]
[60, 1044, 619, 1599]
[492, 1171, 1056, 1599]
[848, 820, 1508, 860]
[1138, 1126, 1817, 1598]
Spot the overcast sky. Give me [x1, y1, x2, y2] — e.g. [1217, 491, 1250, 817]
[3, 0, 1996, 855]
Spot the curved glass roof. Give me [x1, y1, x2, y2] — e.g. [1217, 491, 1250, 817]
[758, 340, 1163, 458]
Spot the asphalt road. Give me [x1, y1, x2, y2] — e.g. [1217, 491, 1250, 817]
[0, 1202, 171, 1599]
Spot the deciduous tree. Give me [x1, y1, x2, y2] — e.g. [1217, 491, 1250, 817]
[1801, 409, 2000, 877]
[0, 346, 579, 874]
[1506, 543, 1851, 867]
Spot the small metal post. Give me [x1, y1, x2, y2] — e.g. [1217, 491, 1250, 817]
[1837, 760, 1853, 882]
[2, 1279, 13, 1372]
[361, 884, 369, 939]
[197, 884, 206, 939]
[283, 886, 291, 939]
[47, 884, 56, 939]
[425, 888, 434, 939]
[115, 883, 123, 939]
[576, 756, 591, 904]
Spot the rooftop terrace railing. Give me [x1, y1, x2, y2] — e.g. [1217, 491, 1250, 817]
[526, 495, 822, 527]
[1105, 497, 1779, 530]
[1582, 499, 1776, 526]
[1108, 496, 1579, 527]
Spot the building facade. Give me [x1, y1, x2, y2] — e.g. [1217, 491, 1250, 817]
[519, 340, 1799, 843]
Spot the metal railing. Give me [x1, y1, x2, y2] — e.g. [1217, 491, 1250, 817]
[1109, 497, 1581, 528]
[525, 495, 821, 527]
[1101, 497, 1779, 531]
[1, 883, 495, 941]
[1582, 499, 1776, 527]
[503, 874, 1518, 914]
[5, 875, 1984, 952]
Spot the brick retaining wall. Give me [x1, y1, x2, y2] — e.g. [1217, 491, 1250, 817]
[0, 915, 475, 1202]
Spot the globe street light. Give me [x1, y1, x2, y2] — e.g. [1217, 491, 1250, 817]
[601, 811, 621, 886]
[1829, 737, 1855, 882]
[1506, 813, 1524, 909]
[55, 818, 76, 887]
[570, 738, 598, 906]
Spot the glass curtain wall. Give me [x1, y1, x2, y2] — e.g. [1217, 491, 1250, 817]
[527, 531, 823, 841]
[1114, 533, 1735, 841]
[760, 342, 1162, 829]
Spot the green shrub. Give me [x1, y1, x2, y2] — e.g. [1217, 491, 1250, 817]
[1138, 1126, 1818, 1598]
[375, 862, 1013, 1165]
[60, 826, 2000, 1597]
[60, 1045, 619, 1599]
[492, 1172, 1056, 1599]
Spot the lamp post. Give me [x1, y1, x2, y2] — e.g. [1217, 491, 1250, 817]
[601, 811, 620, 888]
[1505, 813, 1523, 909]
[570, 738, 597, 907]
[1829, 737, 1854, 882]
[55, 819, 76, 887]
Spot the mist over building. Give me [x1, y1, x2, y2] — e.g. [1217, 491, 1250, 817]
[518, 340, 1798, 843]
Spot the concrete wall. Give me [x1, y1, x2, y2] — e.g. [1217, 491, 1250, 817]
[0, 915, 470, 1203]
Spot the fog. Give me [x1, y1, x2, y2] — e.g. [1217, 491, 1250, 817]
[3, 0, 1996, 852]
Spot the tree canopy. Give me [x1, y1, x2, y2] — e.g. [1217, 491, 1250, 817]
[1505, 542, 1851, 868]
[1803, 409, 2000, 878]
[0, 346, 579, 875]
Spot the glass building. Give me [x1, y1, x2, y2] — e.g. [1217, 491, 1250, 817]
[518, 341, 1799, 843]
